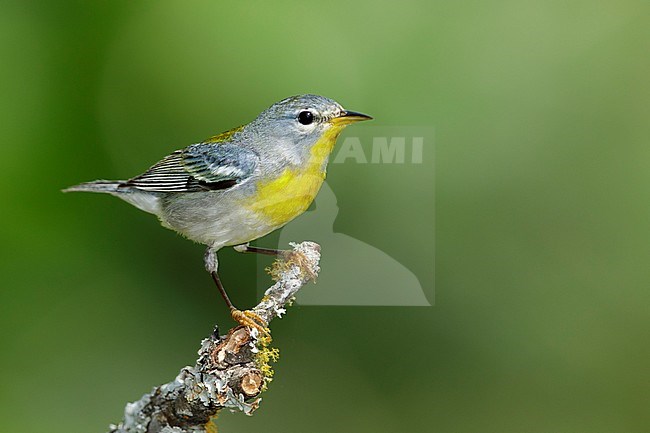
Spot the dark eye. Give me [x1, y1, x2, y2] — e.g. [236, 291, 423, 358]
[297, 110, 314, 125]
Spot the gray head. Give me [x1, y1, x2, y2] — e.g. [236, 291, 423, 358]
[246, 94, 372, 153]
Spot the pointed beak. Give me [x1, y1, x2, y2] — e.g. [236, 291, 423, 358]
[330, 110, 373, 126]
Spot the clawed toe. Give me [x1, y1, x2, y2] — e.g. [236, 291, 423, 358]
[231, 309, 271, 338]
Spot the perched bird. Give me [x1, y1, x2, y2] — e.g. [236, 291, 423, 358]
[65, 94, 371, 333]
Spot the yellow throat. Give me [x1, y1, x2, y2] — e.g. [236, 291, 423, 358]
[248, 126, 343, 226]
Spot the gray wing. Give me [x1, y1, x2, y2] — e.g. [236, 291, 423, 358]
[124, 143, 259, 193]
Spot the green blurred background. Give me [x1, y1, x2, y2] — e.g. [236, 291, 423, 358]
[1, 1, 648, 432]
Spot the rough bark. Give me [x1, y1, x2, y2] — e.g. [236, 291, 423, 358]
[108, 241, 321, 433]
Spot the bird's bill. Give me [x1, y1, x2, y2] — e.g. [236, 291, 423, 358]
[329, 110, 373, 126]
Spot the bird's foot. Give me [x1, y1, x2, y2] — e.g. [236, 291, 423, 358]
[231, 309, 271, 339]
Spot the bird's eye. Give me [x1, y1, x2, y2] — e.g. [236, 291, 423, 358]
[297, 110, 314, 125]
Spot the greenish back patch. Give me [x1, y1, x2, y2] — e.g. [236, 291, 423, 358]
[204, 125, 245, 144]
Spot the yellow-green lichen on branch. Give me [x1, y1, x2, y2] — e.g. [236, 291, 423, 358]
[254, 333, 280, 392]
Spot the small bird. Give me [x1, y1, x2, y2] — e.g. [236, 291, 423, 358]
[65, 94, 371, 333]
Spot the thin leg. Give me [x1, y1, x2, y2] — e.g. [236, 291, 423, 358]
[233, 243, 284, 256]
[234, 242, 316, 280]
[210, 271, 235, 311]
[205, 246, 270, 337]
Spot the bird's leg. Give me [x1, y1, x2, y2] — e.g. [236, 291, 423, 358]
[233, 243, 283, 256]
[205, 246, 270, 338]
[234, 243, 317, 280]
[211, 271, 270, 338]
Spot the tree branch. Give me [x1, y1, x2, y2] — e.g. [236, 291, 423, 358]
[108, 241, 321, 433]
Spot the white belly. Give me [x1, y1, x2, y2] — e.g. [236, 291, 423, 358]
[157, 188, 281, 248]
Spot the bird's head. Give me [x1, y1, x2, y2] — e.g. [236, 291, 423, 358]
[249, 94, 372, 159]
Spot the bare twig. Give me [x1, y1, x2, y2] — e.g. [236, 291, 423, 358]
[108, 241, 321, 433]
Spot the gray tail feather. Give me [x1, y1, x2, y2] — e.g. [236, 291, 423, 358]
[62, 180, 125, 194]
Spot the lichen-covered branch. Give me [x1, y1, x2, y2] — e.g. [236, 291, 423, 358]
[108, 241, 321, 433]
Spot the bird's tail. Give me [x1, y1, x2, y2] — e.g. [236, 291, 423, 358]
[63, 179, 161, 215]
[62, 180, 125, 194]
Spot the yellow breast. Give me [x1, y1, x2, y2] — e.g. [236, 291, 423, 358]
[247, 127, 341, 227]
